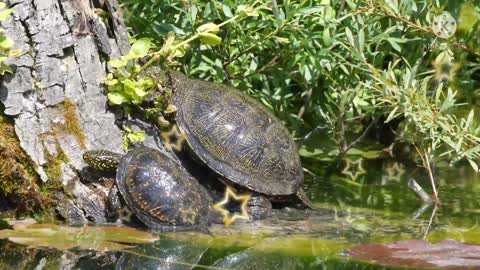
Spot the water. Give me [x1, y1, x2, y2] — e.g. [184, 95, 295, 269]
[1, 157, 480, 269]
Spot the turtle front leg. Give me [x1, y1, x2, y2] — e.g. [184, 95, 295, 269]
[106, 185, 123, 222]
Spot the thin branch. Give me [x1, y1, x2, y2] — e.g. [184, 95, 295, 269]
[424, 148, 439, 201]
[357, 0, 480, 57]
[423, 204, 438, 239]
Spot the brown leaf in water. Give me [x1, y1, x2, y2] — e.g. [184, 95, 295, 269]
[349, 239, 480, 269]
[0, 221, 159, 252]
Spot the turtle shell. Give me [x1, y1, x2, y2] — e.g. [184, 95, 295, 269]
[116, 147, 212, 229]
[170, 73, 303, 196]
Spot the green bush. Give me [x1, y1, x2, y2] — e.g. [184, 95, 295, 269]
[118, 0, 480, 184]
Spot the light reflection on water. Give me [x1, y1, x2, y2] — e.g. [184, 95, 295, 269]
[0, 159, 479, 270]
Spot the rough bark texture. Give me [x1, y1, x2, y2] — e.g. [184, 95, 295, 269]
[0, 0, 162, 224]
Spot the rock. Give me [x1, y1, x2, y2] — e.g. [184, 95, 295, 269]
[0, 0, 160, 224]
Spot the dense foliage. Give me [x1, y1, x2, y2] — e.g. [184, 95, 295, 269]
[117, 0, 480, 193]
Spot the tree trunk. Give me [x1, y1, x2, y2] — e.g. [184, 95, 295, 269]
[0, 0, 149, 224]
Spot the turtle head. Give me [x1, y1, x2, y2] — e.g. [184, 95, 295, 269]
[83, 150, 121, 172]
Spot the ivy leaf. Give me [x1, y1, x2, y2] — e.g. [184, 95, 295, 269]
[0, 62, 12, 75]
[130, 38, 151, 58]
[107, 92, 127, 105]
[108, 59, 128, 68]
[8, 49, 21, 57]
[138, 77, 155, 89]
[123, 79, 137, 96]
[0, 8, 13, 22]
[127, 130, 146, 142]
[0, 35, 14, 50]
[134, 87, 148, 98]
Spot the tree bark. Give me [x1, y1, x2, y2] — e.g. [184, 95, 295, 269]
[0, 0, 151, 224]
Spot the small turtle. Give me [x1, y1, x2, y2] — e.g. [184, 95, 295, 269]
[83, 147, 213, 230]
[163, 72, 312, 219]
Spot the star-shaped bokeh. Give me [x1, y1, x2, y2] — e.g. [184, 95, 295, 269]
[160, 125, 185, 152]
[213, 186, 251, 226]
[383, 161, 405, 182]
[342, 158, 367, 181]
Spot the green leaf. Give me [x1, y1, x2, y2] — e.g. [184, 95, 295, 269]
[8, 48, 21, 57]
[0, 8, 13, 22]
[358, 28, 365, 52]
[138, 76, 155, 89]
[127, 130, 146, 142]
[165, 104, 177, 114]
[108, 58, 127, 68]
[467, 159, 479, 172]
[134, 87, 148, 98]
[345, 28, 354, 46]
[197, 23, 220, 33]
[440, 91, 456, 112]
[161, 31, 175, 54]
[199, 32, 222, 45]
[0, 62, 12, 75]
[223, 4, 233, 18]
[465, 110, 474, 130]
[385, 107, 399, 123]
[0, 35, 14, 50]
[123, 79, 137, 95]
[323, 27, 332, 46]
[129, 38, 151, 58]
[387, 38, 402, 52]
[273, 36, 289, 43]
[466, 144, 480, 155]
[107, 92, 126, 105]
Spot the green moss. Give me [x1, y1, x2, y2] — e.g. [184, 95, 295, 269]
[39, 134, 69, 196]
[0, 104, 46, 215]
[0, 240, 32, 269]
[57, 98, 87, 149]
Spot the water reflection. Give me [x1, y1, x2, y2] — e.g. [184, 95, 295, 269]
[0, 159, 479, 269]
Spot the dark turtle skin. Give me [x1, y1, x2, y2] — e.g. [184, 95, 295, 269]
[167, 72, 304, 197]
[83, 147, 213, 229]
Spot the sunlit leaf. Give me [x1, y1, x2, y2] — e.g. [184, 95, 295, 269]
[323, 28, 332, 47]
[127, 130, 146, 142]
[197, 22, 220, 34]
[130, 38, 151, 58]
[108, 58, 128, 68]
[0, 35, 13, 50]
[222, 4, 233, 18]
[0, 8, 13, 22]
[0, 62, 12, 75]
[199, 32, 222, 45]
[108, 92, 126, 105]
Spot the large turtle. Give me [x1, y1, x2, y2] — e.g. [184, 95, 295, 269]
[164, 72, 311, 216]
[83, 147, 213, 230]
